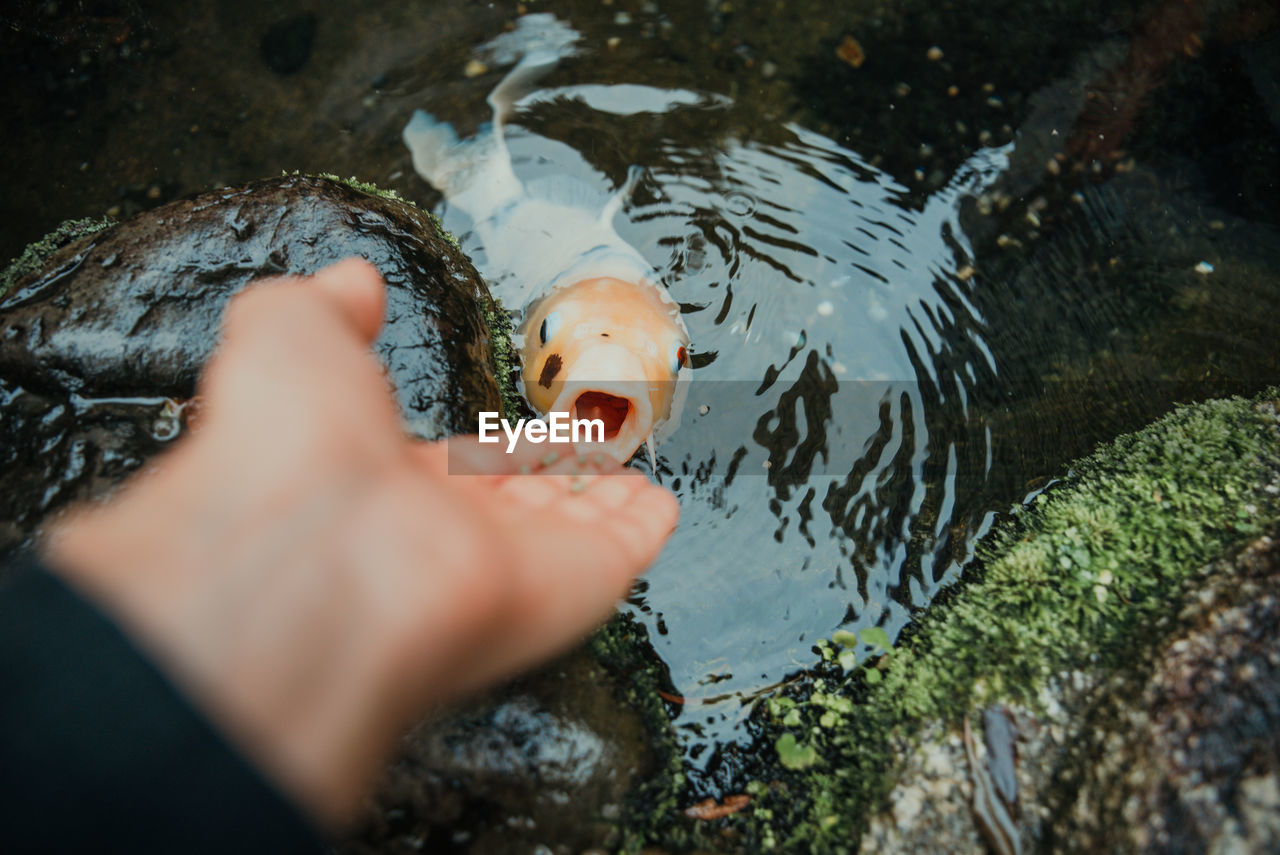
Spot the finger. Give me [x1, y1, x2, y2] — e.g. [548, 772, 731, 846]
[307, 258, 387, 346]
[410, 434, 624, 478]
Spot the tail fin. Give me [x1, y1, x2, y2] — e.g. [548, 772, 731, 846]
[601, 164, 645, 225]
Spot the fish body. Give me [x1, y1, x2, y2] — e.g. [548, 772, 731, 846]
[403, 16, 689, 462]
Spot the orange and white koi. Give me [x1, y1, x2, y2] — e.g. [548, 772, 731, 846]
[402, 14, 689, 464]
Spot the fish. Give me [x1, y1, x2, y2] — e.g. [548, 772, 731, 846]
[402, 13, 690, 464]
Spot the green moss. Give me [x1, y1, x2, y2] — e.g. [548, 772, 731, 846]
[882, 391, 1280, 722]
[482, 298, 522, 420]
[588, 613, 703, 852]
[1, 217, 114, 301]
[615, 390, 1280, 852]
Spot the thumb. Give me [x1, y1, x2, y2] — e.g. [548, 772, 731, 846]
[307, 257, 388, 346]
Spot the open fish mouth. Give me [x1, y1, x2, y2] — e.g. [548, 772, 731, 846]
[572, 391, 632, 441]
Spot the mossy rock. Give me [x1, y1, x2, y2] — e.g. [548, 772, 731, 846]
[609, 389, 1280, 852]
[0, 174, 511, 558]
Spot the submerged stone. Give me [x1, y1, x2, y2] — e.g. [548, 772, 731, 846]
[341, 648, 655, 855]
[0, 174, 503, 558]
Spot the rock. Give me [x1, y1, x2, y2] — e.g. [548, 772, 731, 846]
[0, 175, 503, 559]
[1046, 533, 1280, 853]
[340, 648, 655, 855]
[863, 530, 1280, 855]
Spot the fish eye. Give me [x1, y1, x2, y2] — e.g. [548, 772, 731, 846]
[539, 311, 563, 346]
[671, 344, 688, 374]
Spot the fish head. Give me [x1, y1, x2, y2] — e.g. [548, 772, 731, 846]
[518, 276, 690, 461]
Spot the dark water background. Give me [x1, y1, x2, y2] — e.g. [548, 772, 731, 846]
[3, 0, 1279, 791]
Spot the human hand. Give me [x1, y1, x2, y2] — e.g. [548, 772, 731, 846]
[43, 258, 679, 827]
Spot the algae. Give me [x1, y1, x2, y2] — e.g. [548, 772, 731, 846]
[0, 216, 114, 301]
[481, 297, 522, 421]
[612, 389, 1280, 853]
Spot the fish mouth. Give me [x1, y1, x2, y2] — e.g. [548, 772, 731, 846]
[550, 382, 653, 463]
[572, 391, 632, 442]
[544, 345, 656, 462]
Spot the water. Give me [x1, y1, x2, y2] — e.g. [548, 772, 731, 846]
[4, 0, 1280, 797]
[447, 66, 1015, 773]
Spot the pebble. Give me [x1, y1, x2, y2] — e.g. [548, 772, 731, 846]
[698, 404, 710, 415]
[613, 11, 632, 24]
[816, 300, 834, 317]
[1194, 261, 1214, 275]
[464, 59, 488, 77]
[892, 785, 925, 829]
[926, 46, 944, 61]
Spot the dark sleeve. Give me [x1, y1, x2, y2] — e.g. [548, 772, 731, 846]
[0, 554, 326, 854]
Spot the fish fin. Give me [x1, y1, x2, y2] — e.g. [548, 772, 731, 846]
[645, 433, 658, 480]
[488, 50, 563, 135]
[402, 109, 460, 185]
[403, 110, 523, 211]
[601, 165, 645, 225]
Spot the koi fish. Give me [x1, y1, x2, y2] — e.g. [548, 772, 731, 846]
[402, 14, 690, 464]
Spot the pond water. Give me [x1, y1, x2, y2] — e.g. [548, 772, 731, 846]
[4, 0, 1280, 798]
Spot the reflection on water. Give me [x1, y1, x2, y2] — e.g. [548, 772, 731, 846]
[430, 76, 1017, 766]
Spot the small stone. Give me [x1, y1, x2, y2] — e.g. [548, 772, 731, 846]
[947, 85, 959, 97]
[464, 59, 488, 77]
[816, 300, 834, 317]
[614, 11, 632, 24]
[761, 60, 778, 78]
[894, 81, 912, 97]
[926, 46, 943, 61]
[606, 36, 622, 50]
[698, 404, 710, 415]
[836, 35, 865, 68]
[891, 785, 924, 829]
[1194, 261, 1214, 274]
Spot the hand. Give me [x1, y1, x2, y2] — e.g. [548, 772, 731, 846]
[43, 258, 679, 827]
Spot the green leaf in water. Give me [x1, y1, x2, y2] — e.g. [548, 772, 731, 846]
[861, 626, 892, 650]
[832, 629, 859, 648]
[775, 733, 819, 770]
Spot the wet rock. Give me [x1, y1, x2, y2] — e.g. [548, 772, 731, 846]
[863, 531, 1280, 854]
[341, 648, 655, 855]
[0, 175, 502, 558]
